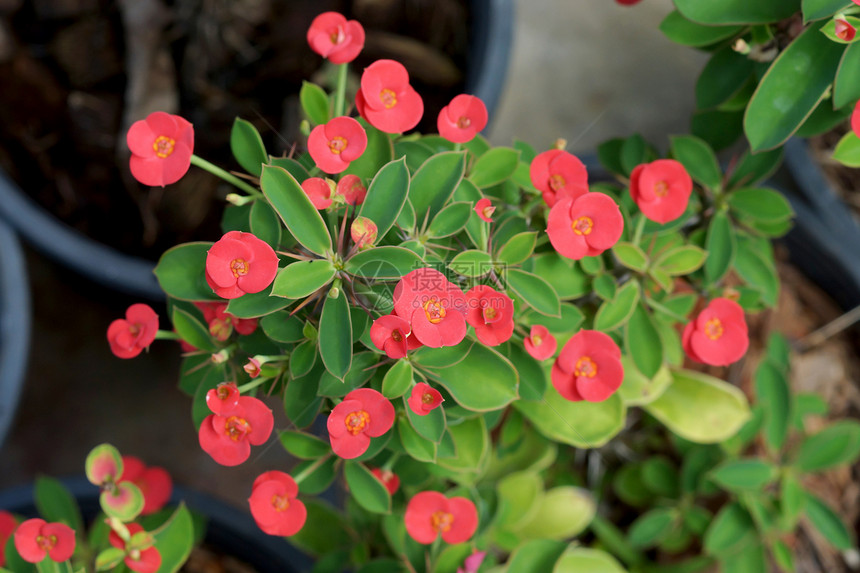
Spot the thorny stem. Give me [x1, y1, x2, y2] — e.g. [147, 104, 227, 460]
[190, 155, 262, 197]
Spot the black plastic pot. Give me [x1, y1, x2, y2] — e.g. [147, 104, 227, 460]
[0, 220, 31, 453]
[0, 0, 513, 302]
[0, 477, 315, 573]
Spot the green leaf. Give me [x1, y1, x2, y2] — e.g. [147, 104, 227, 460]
[552, 548, 626, 573]
[642, 456, 681, 498]
[426, 201, 472, 238]
[674, 0, 801, 24]
[271, 260, 335, 299]
[594, 280, 640, 331]
[660, 10, 745, 46]
[299, 81, 330, 125]
[504, 342, 548, 401]
[832, 131, 860, 166]
[437, 416, 487, 476]
[317, 351, 378, 397]
[409, 152, 467, 224]
[670, 135, 722, 191]
[230, 118, 267, 177]
[628, 508, 677, 548]
[821, 14, 860, 42]
[755, 360, 791, 451]
[100, 481, 144, 521]
[417, 343, 518, 411]
[771, 539, 795, 573]
[288, 500, 352, 556]
[382, 360, 413, 399]
[744, 22, 846, 151]
[654, 245, 707, 275]
[469, 147, 519, 188]
[225, 287, 291, 318]
[805, 492, 855, 550]
[358, 157, 410, 238]
[345, 246, 423, 280]
[692, 108, 744, 151]
[517, 487, 596, 540]
[529, 254, 590, 299]
[261, 311, 304, 342]
[618, 357, 672, 406]
[497, 232, 537, 266]
[249, 199, 282, 248]
[155, 243, 219, 301]
[720, 540, 767, 573]
[727, 148, 784, 188]
[397, 416, 437, 462]
[515, 386, 626, 448]
[344, 461, 392, 514]
[625, 303, 663, 379]
[645, 369, 751, 443]
[151, 504, 194, 573]
[505, 268, 561, 317]
[496, 471, 543, 531]
[261, 165, 332, 256]
[803, 0, 853, 21]
[612, 242, 648, 272]
[794, 420, 860, 472]
[505, 539, 567, 573]
[728, 188, 794, 222]
[709, 459, 779, 491]
[290, 339, 318, 378]
[449, 250, 493, 278]
[95, 548, 126, 571]
[318, 289, 352, 379]
[734, 236, 779, 306]
[344, 121, 394, 180]
[172, 308, 216, 352]
[703, 502, 756, 555]
[695, 46, 756, 110]
[834, 41, 860, 108]
[279, 430, 331, 459]
[35, 477, 84, 534]
[704, 211, 735, 283]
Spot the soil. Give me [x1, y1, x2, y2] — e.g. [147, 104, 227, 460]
[0, 0, 471, 261]
[808, 123, 860, 220]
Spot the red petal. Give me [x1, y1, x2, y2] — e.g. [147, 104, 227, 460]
[404, 491, 445, 544]
[206, 237, 252, 287]
[237, 396, 274, 446]
[410, 308, 444, 348]
[327, 21, 365, 64]
[158, 143, 193, 186]
[44, 523, 75, 562]
[129, 156, 166, 187]
[127, 120, 156, 158]
[119, 456, 145, 482]
[360, 60, 411, 111]
[126, 547, 161, 573]
[14, 519, 47, 563]
[301, 177, 334, 210]
[328, 399, 363, 439]
[330, 433, 370, 459]
[473, 318, 514, 347]
[198, 416, 250, 466]
[345, 388, 395, 437]
[139, 466, 172, 515]
[576, 350, 624, 402]
[442, 497, 478, 544]
[551, 361, 584, 401]
[853, 100, 860, 138]
[572, 192, 623, 251]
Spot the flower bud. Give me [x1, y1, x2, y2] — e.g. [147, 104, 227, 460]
[351, 216, 378, 249]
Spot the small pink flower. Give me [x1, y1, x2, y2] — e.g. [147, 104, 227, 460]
[327, 388, 395, 459]
[853, 99, 860, 138]
[437, 94, 488, 143]
[407, 382, 444, 416]
[370, 468, 401, 495]
[370, 314, 413, 359]
[464, 285, 514, 346]
[119, 456, 172, 516]
[308, 116, 368, 174]
[392, 269, 467, 348]
[249, 471, 307, 536]
[355, 60, 424, 134]
[629, 159, 693, 224]
[108, 523, 161, 573]
[306, 12, 365, 64]
[836, 18, 856, 41]
[547, 192, 624, 260]
[301, 177, 334, 210]
[205, 231, 279, 299]
[474, 198, 495, 222]
[126, 112, 194, 187]
[551, 330, 624, 402]
[336, 174, 367, 205]
[205, 382, 240, 415]
[405, 491, 478, 545]
[524, 325, 557, 360]
[244, 357, 262, 378]
[198, 396, 274, 466]
[682, 298, 749, 366]
[195, 302, 258, 340]
[351, 216, 378, 249]
[530, 150, 589, 207]
[107, 304, 159, 359]
[14, 519, 75, 563]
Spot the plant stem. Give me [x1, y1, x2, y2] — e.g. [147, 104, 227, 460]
[154, 330, 181, 340]
[334, 63, 349, 118]
[293, 454, 332, 485]
[190, 155, 262, 197]
[237, 376, 272, 394]
[632, 215, 647, 246]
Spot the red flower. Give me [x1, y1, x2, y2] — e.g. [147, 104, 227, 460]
[195, 302, 258, 340]
[392, 268, 467, 348]
[464, 285, 514, 346]
[198, 395, 274, 466]
[404, 491, 478, 545]
[437, 94, 488, 144]
[551, 330, 624, 402]
[336, 174, 367, 205]
[355, 60, 424, 134]
[306, 11, 365, 64]
[127, 112, 194, 187]
[836, 18, 856, 41]
[524, 325, 557, 360]
[546, 192, 624, 260]
[205, 382, 240, 415]
[370, 468, 400, 495]
[474, 198, 495, 222]
[370, 314, 413, 359]
[407, 382, 444, 416]
[351, 216, 378, 249]
[107, 304, 159, 359]
[0, 511, 17, 567]
[327, 388, 395, 459]
[682, 298, 749, 366]
[249, 471, 307, 536]
[119, 456, 172, 516]
[308, 116, 368, 174]
[629, 159, 692, 224]
[244, 357, 262, 378]
[205, 231, 279, 299]
[530, 150, 589, 207]
[301, 177, 334, 210]
[108, 523, 161, 573]
[14, 519, 75, 563]
[853, 99, 860, 139]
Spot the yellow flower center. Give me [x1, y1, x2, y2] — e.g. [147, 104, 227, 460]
[225, 416, 251, 441]
[153, 135, 175, 158]
[549, 174, 566, 192]
[271, 494, 290, 512]
[422, 392, 436, 405]
[431, 511, 454, 533]
[531, 334, 543, 346]
[391, 329, 403, 342]
[329, 136, 348, 155]
[328, 25, 345, 45]
[380, 88, 398, 109]
[456, 116, 471, 129]
[705, 318, 724, 340]
[574, 356, 597, 377]
[231, 258, 249, 278]
[423, 297, 447, 324]
[36, 535, 57, 551]
[572, 216, 594, 236]
[654, 180, 669, 197]
[345, 410, 370, 435]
